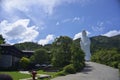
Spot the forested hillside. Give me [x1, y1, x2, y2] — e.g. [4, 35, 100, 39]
[14, 42, 42, 50]
[1, 34, 120, 72]
[14, 36, 85, 72]
[90, 35, 120, 53]
[90, 35, 120, 71]
[14, 35, 120, 53]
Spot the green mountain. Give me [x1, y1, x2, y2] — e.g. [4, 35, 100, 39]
[90, 35, 120, 70]
[14, 35, 120, 53]
[90, 35, 120, 53]
[14, 42, 42, 51]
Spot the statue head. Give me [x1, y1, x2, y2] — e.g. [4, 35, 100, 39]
[82, 30, 87, 37]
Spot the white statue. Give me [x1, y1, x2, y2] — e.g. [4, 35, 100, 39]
[80, 30, 91, 61]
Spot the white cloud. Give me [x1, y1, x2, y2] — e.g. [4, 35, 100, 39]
[73, 32, 82, 40]
[38, 34, 55, 46]
[62, 17, 81, 23]
[73, 31, 90, 40]
[1, 0, 92, 29]
[1, 0, 90, 31]
[56, 22, 60, 26]
[1, 0, 68, 15]
[62, 19, 71, 23]
[0, 19, 39, 43]
[57, 17, 84, 25]
[92, 22, 105, 32]
[72, 17, 80, 22]
[1, 0, 92, 15]
[102, 30, 120, 37]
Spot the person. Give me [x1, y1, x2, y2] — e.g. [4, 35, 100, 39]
[80, 30, 91, 61]
[0, 74, 13, 80]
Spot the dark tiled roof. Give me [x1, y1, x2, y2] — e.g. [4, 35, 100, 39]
[0, 44, 34, 58]
[0, 44, 11, 46]
[22, 50, 34, 57]
[0, 44, 23, 58]
[22, 50, 35, 53]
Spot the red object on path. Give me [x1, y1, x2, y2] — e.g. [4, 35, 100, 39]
[32, 71, 37, 80]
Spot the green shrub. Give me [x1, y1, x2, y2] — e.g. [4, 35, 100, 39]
[54, 71, 66, 76]
[63, 64, 76, 74]
[110, 61, 119, 68]
[19, 57, 30, 69]
[91, 49, 120, 69]
[118, 63, 120, 72]
[74, 62, 85, 72]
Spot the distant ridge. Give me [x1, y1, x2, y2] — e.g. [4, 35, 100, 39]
[90, 34, 120, 53]
[14, 35, 120, 53]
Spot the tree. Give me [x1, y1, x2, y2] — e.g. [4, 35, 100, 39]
[0, 35, 5, 44]
[71, 42, 85, 71]
[52, 36, 73, 67]
[52, 48, 66, 67]
[0, 35, 5, 57]
[91, 49, 120, 68]
[19, 57, 30, 69]
[30, 49, 49, 64]
[52, 36, 85, 70]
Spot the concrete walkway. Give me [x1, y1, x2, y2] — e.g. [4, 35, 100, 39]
[51, 62, 119, 80]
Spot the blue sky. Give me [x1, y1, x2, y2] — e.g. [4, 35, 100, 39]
[0, 0, 120, 45]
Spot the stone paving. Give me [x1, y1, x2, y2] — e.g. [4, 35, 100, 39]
[51, 62, 119, 80]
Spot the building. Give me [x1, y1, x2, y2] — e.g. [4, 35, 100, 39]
[22, 50, 34, 58]
[0, 44, 34, 68]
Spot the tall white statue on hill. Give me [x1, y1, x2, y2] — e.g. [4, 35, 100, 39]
[80, 30, 91, 61]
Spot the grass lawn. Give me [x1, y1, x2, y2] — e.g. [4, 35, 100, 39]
[0, 71, 30, 80]
[37, 70, 57, 77]
[0, 70, 57, 80]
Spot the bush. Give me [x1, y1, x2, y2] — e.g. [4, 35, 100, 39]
[63, 64, 76, 74]
[19, 57, 30, 69]
[54, 71, 66, 76]
[73, 62, 85, 72]
[30, 49, 48, 64]
[118, 63, 120, 72]
[91, 49, 120, 69]
[110, 61, 119, 68]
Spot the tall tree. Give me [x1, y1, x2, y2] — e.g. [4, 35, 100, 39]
[52, 36, 73, 67]
[0, 35, 5, 56]
[0, 35, 5, 44]
[71, 42, 85, 71]
[30, 49, 49, 64]
[91, 49, 120, 68]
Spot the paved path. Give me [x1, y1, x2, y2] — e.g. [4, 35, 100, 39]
[51, 62, 119, 80]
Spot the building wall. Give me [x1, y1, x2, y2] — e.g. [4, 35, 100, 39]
[12, 56, 20, 66]
[14, 57, 20, 62]
[0, 55, 12, 67]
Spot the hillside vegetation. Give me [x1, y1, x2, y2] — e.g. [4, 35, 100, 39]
[90, 35, 120, 72]
[11, 35, 120, 72]
[14, 35, 120, 53]
[90, 35, 120, 53]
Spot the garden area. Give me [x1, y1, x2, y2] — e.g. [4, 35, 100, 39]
[0, 35, 85, 80]
[1, 34, 119, 80]
[0, 70, 57, 80]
